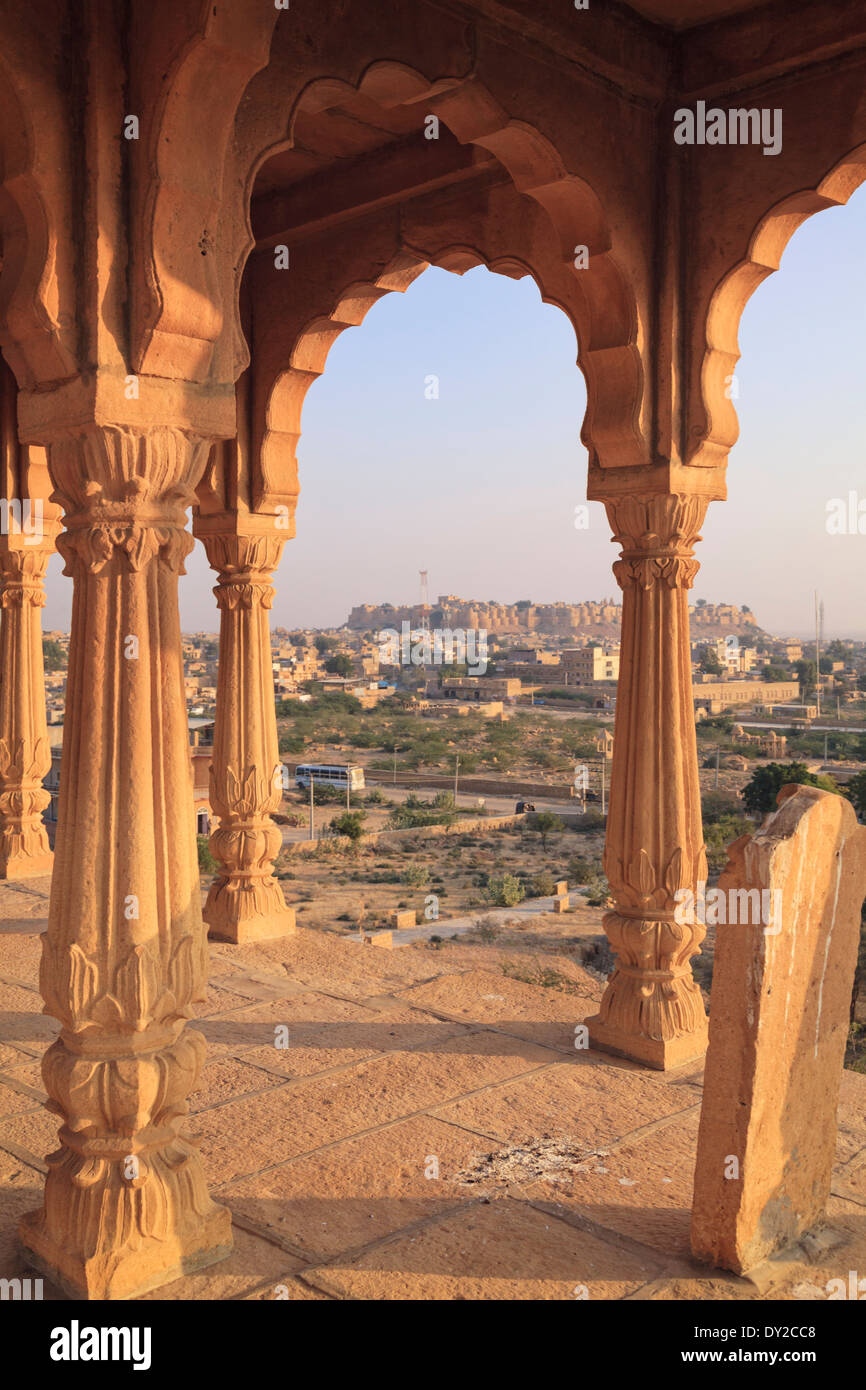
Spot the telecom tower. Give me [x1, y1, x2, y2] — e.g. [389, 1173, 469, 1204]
[815, 591, 823, 717]
[419, 570, 430, 684]
[419, 569, 430, 632]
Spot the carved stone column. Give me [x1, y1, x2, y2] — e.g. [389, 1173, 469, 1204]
[0, 544, 55, 878]
[0, 358, 58, 879]
[587, 493, 709, 1070]
[19, 425, 233, 1300]
[198, 526, 295, 943]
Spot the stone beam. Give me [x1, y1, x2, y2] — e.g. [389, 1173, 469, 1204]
[252, 133, 497, 250]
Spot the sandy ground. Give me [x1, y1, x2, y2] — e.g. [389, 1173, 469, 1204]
[1, 871, 865, 1300]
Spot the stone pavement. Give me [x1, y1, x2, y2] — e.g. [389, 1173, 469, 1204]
[0, 877, 864, 1301]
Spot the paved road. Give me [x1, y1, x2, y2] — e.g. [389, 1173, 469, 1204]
[279, 781, 580, 844]
[738, 720, 866, 734]
[347, 889, 595, 948]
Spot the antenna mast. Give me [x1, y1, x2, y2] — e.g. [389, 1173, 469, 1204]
[814, 590, 822, 718]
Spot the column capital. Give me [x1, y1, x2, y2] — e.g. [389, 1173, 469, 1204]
[0, 545, 52, 605]
[604, 493, 710, 592]
[47, 425, 212, 578]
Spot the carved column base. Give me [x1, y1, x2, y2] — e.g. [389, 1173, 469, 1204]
[586, 911, 708, 1071]
[0, 843, 53, 880]
[20, 1195, 232, 1302]
[205, 875, 296, 944]
[19, 1022, 234, 1300]
[587, 1015, 708, 1071]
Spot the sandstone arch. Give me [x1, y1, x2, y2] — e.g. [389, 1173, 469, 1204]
[254, 238, 585, 524]
[231, 60, 645, 479]
[129, 0, 277, 381]
[694, 142, 866, 469]
[0, 41, 76, 389]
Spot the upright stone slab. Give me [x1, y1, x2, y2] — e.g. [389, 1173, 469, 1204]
[691, 784, 866, 1274]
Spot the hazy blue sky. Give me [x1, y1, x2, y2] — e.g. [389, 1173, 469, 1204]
[41, 183, 866, 638]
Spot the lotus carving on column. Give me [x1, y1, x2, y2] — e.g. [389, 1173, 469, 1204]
[41, 935, 203, 1034]
[605, 844, 705, 914]
[42, 1029, 205, 1141]
[213, 762, 280, 819]
[0, 735, 50, 785]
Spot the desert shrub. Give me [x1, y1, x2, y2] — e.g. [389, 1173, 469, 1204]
[278, 732, 306, 756]
[486, 873, 525, 907]
[582, 872, 610, 906]
[568, 854, 600, 884]
[703, 814, 755, 872]
[401, 864, 431, 888]
[529, 870, 556, 897]
[312, 785, 364, 806]
[700, 790, 744, 823]
[330, 810, 366, 841]
[197, 835, 218, 874]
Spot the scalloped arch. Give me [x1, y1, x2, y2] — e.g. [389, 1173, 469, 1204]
[238, 59, 645, 480]
[0, 48, 76, 389]
[256, 242, 585, 518]
[131, 1, 276, 379]
[696, 142, 866, 467]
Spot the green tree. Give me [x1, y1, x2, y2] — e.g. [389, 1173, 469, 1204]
[330, 810, 366, 841]
[314, 634, 337, 654]
[196, 834, 218, 873]
[696, 644, 723, 675]
[761, 664, 789, 683]
[742, 762, 843, 817]
[324, 653, 354, 677]
[795, 658, 817, 689]
[847, 770, 866, 823]
[42, 638, 67, 670]
[528, 810, 565, 849]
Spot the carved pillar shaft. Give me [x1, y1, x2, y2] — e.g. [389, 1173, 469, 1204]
[199, 530, 294, 943]
[0, 546, 54, 878]
[19, 426, 232, 1301]
[587, 494, 709, 1070]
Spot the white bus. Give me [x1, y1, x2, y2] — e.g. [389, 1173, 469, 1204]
[294, 762, 366, 792]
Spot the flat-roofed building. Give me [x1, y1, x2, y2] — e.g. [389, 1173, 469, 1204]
[562, 645, 620, 683]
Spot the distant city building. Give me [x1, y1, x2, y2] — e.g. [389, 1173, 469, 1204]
[348, 596, 622, 638]
[562, 645, 620, 683]
[692, 679, 799, 711]
[349, 596, 758, 643]
[439, 677, 521, 701]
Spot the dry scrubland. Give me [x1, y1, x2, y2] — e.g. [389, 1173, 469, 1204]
[256, 694, 866, 1070]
